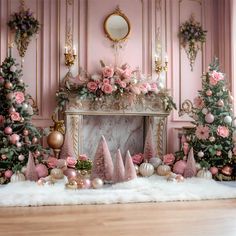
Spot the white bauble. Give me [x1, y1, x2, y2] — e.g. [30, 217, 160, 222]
[156, 164, 171, 176]
[27, 105, 34, 115]
[149, 157, 162, 168]
[197, 168, 212, 179]
[195, 163, 202, 171]
[224, 116, 232, 124]
[197, 151, 204, 158]
[209, 136, 215, 142]
[92, 178, 104, 189]
[139, 163, 154, 177]
[22, 103, 29, 110]
[10, 171, 25, 182]
[228, 150, 233, 159]
[201, 108, 208, 115]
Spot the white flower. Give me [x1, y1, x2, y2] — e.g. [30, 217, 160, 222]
[91, 74, 101, 81]
[27, 105, 34, 115]
[10, 65, 17, 72]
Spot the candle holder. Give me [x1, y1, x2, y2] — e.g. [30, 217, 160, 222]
[64, 47, 76, 70]
[154, 56, 168, 77]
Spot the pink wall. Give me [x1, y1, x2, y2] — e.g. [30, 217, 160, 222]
[0, 0, 232, 153]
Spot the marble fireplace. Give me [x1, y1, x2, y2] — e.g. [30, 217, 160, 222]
[65, 97, 170, 160]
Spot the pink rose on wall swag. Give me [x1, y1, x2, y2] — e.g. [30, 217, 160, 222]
[14, 91, 25, 104]
[102, 66, 114, 78]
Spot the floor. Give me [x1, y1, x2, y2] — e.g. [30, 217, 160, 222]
[0, 199, 236, 236]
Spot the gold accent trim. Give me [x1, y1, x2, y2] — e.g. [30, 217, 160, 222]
[104, 6, 131, 43]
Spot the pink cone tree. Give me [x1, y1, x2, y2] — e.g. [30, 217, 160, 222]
[113, 149, 125, 183]
[60, 129, 75, 159]
[124, 150, 137, 181]
[184, 147, 197, 178]
[143, 126, 155, 161]
[25, 152, 38, 181]
[91, 135, 114, 182]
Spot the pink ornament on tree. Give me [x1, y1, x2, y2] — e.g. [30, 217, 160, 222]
[183, 148, 197, 178]
[4, 170, 13, 178]
[210, 166, 218, 175]
[112, 149, 125, 183]
[124, 150, 137, 181]
[4, 127, 12, 135]
[9, 133, 20, 144]
[143, 126, 156, 161]
[91, 135, 114, 182]
[25, 152, 38, 181]
[36, 164, 49, 178]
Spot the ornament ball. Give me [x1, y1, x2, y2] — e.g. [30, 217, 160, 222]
[6, 93, 14, 100]
[201, 108, 208, 115]
[1, 154, 7, 160]
[205, 113, 214, 123]
[224, 116, 232, 124]
[206, 90, 212, 96]
[198, 151, 204, 158]
[4, 127, 12, 135]
[92, 178, 104, 189]
[5, 170, 13, 178]
[217, 99, 224, 107]
[209, 136, 215, 142]
[23, 129, 29, 136]
[8, 107, 16, 113]
[16, 142, 22, 148]
[5, 81, 13, 89]
[22, 103, 28, 110]
[32, 137, 38, 144]
[18, 154, 25, 161]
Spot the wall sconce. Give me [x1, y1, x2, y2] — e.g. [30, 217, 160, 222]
[64, 46, 77, 70]
[154, 53, 168, 77]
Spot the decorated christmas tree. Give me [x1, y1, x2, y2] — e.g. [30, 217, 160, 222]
[0, 55, 47, 184]
[182, 59, 236, 179]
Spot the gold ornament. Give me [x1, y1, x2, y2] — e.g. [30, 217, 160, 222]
[65, 180, 78, 189]
[221, 165, 233, 176]
[47, 131, 64, 158]
[157, 164, 171, 176]
[50, 168, 64, 179]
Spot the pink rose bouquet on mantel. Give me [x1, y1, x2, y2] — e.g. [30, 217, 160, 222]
[163, 153, 175, 165]
[132, 153, 144, 165]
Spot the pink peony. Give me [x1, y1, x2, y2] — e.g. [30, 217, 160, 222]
[102, 83, 113, 94]
[102, 66, 114, 78]
[119, 81, 127, 88]
[194, 96, 204, 109]
[150, 83, 158, 93]
[66, 156, 77, 168]
[87, 81, 98, 92]
[195, 125, 210, 140]
[209, 70, 224, 85]
[163, 153, 175, 165]
[217, 125, 229, 138]
[47, 156, 58, 168]
[132, 153, 144, 165]
[10, 111, 21, 121]
[14, 91, 25, 104]
[78, 154, 88, 161]
[0, 115, 4, 124]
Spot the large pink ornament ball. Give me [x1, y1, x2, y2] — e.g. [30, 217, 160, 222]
[83, 178, 91, 189]
[63, 168, 77, 180]
[36, 164, 49, 178]
[173, 160, 187, 175]
[210, 166, 218, 175]
[5, 170, 13, 178]
[205, 113, 214, 123]
[4, 127, 12, 135]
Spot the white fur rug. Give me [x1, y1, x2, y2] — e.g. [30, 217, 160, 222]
[0, 175, 236, 207]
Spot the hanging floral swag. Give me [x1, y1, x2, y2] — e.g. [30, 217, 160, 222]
[179, 15, 207, 71]
[8, 8, 40, 58]
[56, 61, 176, 112]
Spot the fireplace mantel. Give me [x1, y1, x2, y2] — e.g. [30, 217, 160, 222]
[65, 97, 170, 159]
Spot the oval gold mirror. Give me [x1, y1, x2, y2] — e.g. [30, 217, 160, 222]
[104, 7, 131, 43]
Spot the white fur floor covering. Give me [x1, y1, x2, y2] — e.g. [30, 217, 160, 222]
[0, 175, 236, 207]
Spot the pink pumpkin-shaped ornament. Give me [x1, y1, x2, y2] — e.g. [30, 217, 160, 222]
[36, 164, 49, 178]
[173, 160, 187, 175]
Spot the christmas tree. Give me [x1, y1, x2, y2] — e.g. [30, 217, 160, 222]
[182, 59, 236, 177]
[0, 55, 47, 184]
[112, 149, 125, 183]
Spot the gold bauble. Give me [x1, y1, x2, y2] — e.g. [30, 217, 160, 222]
[47, 131, 64, 149]
[50, 168, 64, 179]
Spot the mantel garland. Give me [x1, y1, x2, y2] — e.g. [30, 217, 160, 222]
[56, 61, 176, 112]
[8, 2, 40, 59]
[179, 15, 207, 71]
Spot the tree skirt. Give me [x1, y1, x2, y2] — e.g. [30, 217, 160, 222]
[0, 175, 236, 207]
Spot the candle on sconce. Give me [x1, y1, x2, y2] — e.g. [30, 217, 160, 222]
[65, 46, 68, 54]
[73, 47, 76, 55]
[165, 53, 168, 63]
[154, 54, 161, 62]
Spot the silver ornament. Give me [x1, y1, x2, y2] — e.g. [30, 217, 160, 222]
[209, 136, 215, 142]
[224, 116, 232, 124]
[197, 151, 204, 158]
[22, 103, 28, 110]
[149, 157, 162, 168]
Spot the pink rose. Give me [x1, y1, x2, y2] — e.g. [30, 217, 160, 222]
[163, 153, 175, 165]
[194, 96, 204, 109]
[0, 115, 4, 124]
[119, 81, 127, 88]
[217, 126, 229, 138]
[87, 81, 98, 92]
[209, 71, 224, 85]
[122, 68, 132, 80]
[150, 83, 158, 93]
[79, 154, 88, 161]
[10, 111, 21, 121]
[66, 156, 77, 168]
[103, 79, 110, 84]
[14, 91, 25, 104]
[47, 156, 58, 168]
[132, 153, 144, 165]
[69, 75, 88, 86]
[130, 86, 141, 95]
[102, 66, 114, 78]
[102, 83, 113, 94]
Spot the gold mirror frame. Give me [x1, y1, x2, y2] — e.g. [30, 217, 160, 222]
[104, 7, 131, 43]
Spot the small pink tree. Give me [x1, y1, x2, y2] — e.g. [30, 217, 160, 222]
[124, 150, 137, 181]
[143, 126, 155, 161]
[91, 135, 114, 182]
[25, 152, 38, 181]
[112, 149, 125, 183]
[60, 129, 75, 159]
[184, 147, 197, 178]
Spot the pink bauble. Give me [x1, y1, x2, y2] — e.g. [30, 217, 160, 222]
[16, 142, 22, 148]
[23, 129, 29, 136]
[4, 127, 12, 135]
[83, 178, 91, 189]
[18, 154, 25, 161]
[206, 90, 212, 96]
[173, 160, 187, 175]
[5, 170, 13, 178]
[205, 113, 214, 123]
[8, 107, 16, 113]
[10, 134, 20, 144]
[217, 99, 224, 107]
[63, 168, 77, 180]
[34, 150, 41, 158]
[210, 166, 218, 175]
[36, 164, 49, 178]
